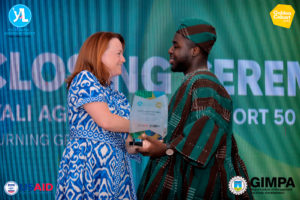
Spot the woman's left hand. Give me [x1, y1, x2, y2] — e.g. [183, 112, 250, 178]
[125, 135, 139, 154]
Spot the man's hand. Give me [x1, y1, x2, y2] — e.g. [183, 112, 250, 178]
[136, 134, 167, 157]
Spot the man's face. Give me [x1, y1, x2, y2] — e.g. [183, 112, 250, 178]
[168, 33, 193, 73]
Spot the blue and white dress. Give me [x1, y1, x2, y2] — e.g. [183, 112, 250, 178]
[56, 70, 136, 200]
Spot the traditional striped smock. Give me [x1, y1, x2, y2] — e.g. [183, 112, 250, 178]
[137, 70, 253, 200]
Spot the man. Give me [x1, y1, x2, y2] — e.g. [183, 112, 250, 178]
[137, 18, 253, 199]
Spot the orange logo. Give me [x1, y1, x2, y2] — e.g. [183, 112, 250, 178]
[270, 4, 295, 28]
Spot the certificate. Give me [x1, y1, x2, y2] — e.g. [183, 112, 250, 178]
[130, 91, 168, 142]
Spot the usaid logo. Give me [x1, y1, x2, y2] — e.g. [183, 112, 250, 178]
[4, 181, 19, 196]
[8, 4, 32, 28]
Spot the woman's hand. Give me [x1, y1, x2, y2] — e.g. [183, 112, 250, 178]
[125, 135, 139, 154]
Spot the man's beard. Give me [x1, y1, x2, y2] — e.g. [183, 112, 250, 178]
[171, 59, 189, 73]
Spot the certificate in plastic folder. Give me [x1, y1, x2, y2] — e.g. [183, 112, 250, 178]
[129, 91, 168, 146]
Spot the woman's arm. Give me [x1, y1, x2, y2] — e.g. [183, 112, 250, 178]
[83, 102, 130, 133]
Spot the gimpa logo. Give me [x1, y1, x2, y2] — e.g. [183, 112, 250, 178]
[228, 176, 247, 195]
[270, 4, 295, 28]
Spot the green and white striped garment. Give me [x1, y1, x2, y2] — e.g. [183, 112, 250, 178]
[138, 70, 253, 200]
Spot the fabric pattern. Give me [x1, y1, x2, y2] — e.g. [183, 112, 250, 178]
[137, 70, 253, 200]
[56, 70, 136, 200]
[177, 18, 217, 54]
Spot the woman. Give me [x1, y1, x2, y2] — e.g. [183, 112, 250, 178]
[56, 32, 137, 200]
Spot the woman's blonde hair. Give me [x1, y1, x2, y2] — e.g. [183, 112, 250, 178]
[66, 32, 125, 89]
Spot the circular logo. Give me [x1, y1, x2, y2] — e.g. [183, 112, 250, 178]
[8, 4, 32, 28]
[4, 181, 19, 196]
[155, 102, 162, 108]
[228, 176, 247, 195]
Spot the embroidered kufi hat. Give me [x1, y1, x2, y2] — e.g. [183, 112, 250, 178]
[177, 18, 217, 54]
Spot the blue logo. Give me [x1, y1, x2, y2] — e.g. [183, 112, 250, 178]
[8, 4, 32, 28]
[4, 181, 19, 196]
[234, 180, 242, 191]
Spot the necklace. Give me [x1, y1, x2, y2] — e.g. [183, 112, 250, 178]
[183, 68, 210, 81]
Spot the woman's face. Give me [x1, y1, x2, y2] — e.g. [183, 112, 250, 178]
[101, 38, 125, 78]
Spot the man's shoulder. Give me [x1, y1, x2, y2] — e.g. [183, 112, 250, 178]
[187, 71, 220, 88]
[192, 70, 217, 80]
[189, 71, 231, 99]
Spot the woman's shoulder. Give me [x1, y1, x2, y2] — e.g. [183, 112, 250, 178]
[75, 70, 97, 82]
[70, 70, 102, 88]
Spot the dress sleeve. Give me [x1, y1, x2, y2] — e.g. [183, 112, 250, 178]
[170, 85, 232, 167]
[70, 71, 107, 109]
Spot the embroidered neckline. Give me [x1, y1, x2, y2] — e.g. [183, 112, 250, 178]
[183, 68, 210, 81]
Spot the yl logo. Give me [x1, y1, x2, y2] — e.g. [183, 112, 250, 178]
[8, 4, 32, 28]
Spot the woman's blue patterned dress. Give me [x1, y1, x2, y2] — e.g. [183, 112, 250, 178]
[56, 70, 136, 200]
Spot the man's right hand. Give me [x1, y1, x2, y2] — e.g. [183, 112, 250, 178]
[136, 134, 167, 157]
